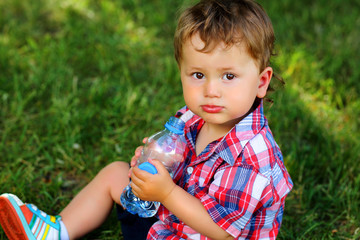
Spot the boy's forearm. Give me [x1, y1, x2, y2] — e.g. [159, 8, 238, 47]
[161, 185, 234, 240]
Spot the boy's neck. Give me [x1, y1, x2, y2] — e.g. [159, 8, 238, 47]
[195, 122, 234, 156]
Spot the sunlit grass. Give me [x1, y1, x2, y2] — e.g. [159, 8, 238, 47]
[1, 0, 359, 239]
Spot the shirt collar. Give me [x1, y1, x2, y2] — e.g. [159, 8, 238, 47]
[184, 102, 267, 166]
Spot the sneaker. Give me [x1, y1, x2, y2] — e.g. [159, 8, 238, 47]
[0, 193, 61, 240]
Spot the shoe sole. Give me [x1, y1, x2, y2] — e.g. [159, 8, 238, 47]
[0, 194, 29, 240]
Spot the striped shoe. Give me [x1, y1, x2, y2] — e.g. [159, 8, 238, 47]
[0, 193, 61, 240]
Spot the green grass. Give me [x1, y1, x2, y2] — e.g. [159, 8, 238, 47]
[0, 0, 359, 239]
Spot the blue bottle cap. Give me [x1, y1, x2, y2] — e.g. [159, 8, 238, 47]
[138, 162, 158, 175]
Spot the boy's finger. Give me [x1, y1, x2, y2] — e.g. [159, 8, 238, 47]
[132, 165, 154, 181]
[148, 159, 167, 174]
[130, 156, 138, 167]
[130, 183, 141, 198]
[128, 167, 133, 178]
[130, 168, 143, 186]
[135, 146, 143, 156]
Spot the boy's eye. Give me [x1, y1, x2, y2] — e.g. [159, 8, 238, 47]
[223, 73, 235, 80]
[192, 72, 204, 79]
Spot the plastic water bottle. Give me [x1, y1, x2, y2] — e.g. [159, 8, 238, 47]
[120, 116, 186, 218]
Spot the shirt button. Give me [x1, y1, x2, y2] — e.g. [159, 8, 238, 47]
[187, 167, 193, 174]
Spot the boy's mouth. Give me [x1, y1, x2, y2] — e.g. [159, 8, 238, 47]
[201, 105, 223, 113]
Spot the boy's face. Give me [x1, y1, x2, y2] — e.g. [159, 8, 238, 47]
[180, 33, 272, 132]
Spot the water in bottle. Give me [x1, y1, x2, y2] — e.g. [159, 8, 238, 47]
[120, 116, 186, 218]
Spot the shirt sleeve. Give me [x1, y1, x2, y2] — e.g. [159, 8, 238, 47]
[195, 163, 273, 238]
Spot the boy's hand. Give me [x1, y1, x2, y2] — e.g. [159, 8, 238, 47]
[130, 159, 176, 203]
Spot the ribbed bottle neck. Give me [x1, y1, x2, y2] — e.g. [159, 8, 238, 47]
[164, 116, 185, 135]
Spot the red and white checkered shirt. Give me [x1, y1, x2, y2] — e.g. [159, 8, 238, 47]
[147, 102, 293, 239]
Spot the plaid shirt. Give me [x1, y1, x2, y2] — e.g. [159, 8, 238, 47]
[147, 102, 293, 239]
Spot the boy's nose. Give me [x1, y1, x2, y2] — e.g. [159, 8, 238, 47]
[204, 79, 220, 98]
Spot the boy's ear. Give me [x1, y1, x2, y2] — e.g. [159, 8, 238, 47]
[257, 67, 273, 98]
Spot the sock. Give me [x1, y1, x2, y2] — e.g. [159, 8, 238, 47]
[59, 219, 70, 240]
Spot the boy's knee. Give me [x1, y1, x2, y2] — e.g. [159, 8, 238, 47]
[100, 161, 130, 177]
[109, 161, 130, 168]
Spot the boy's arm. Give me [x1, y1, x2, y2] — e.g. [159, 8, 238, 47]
[131, 159, 234, 240]
[162, 183, 234, 240]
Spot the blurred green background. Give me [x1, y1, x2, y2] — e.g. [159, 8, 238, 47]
[0, 0, 359, 239]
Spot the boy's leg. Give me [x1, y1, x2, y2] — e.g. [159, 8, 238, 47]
[61, 161, 158, 240]
[0, 161, 130, 240]
[59, 161, 130, 239]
